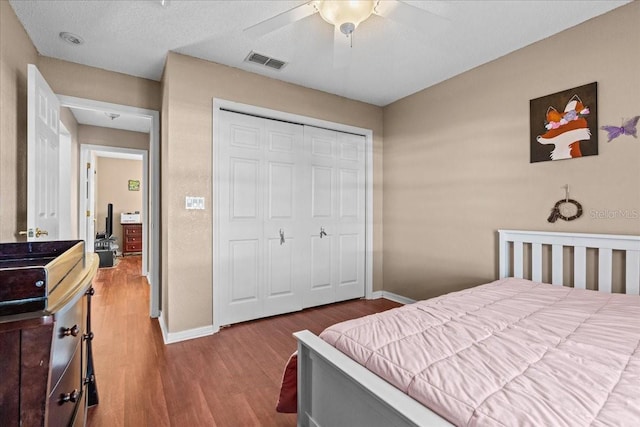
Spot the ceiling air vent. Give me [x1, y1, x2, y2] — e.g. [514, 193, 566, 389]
[245, 51, 287, 71]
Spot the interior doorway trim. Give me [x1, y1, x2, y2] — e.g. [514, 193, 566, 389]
[59, 95, 160, 318]
[80, 144, 147, 266]
[212, 98, 375, 333]
[58, 122, 73, 239]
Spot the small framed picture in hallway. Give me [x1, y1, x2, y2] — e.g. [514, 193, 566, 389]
[128, 179, 140, 191]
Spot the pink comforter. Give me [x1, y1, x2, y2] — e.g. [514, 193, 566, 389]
[320, 278, 640, 426]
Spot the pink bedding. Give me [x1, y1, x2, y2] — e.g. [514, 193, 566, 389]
[320, 278, 640, 426]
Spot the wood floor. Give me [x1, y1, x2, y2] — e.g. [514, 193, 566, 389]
[87, 256, 400, 426]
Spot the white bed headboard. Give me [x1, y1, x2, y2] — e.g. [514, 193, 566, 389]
[498, 230, 640, 295]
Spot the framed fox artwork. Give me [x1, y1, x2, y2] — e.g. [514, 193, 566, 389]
[530, 82, 598, 163]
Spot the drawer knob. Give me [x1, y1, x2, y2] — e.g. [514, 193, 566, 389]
[62, 324, 80, 337]
[60, 389, 80, 404]
[83, 331, 94, 341]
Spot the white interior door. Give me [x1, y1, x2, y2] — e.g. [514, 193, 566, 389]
[218, 111, 305, 325]
[87, 153, 97, 251]
[78, 148, 96, 252]
[303, 127, 366, 307]
[27, 64, 61, 241]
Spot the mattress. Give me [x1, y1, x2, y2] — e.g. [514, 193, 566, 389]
[320, 278, 640, 426]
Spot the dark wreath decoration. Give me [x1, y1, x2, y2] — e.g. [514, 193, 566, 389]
[547, 199, 583, 223]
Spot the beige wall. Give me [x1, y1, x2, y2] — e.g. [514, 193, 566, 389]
[78, 125, 150, 151]
[38, 57, 161, 111]
[0, 0, 38, 241]
[382, 2, 640, 300]
[96, 157, 143, 249]
[162, 52, 384, 333]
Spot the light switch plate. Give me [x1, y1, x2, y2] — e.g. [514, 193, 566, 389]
[185, 196, 205, 210]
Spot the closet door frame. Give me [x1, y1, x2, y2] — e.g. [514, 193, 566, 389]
[212, 99, 374, 333]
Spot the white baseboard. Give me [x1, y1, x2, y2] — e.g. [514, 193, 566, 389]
[158, 312, 168, 341]
[369, 291, 416, 305]
[370, 290, 384, 299]
[157, 312, 215, 344]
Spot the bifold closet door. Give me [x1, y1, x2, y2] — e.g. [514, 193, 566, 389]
[218, 111, 305, 325]
[217, 111, 366, 326]
[303, 126, 366, 308]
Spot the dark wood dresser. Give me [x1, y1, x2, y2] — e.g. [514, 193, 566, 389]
[0, 241, 99, 427]
[121, 223, 142, 255]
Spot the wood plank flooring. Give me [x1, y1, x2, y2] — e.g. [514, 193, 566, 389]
[87, 256, 400, 426]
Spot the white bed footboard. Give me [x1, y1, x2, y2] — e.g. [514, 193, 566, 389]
[294, 330, 452, 427]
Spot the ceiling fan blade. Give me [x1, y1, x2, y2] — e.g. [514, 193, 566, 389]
[375, 0, 450, 34]
[333, 26, 352, 69]
[244, 2, 318, 38]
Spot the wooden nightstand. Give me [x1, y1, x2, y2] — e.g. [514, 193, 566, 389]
[121, 223, 142, 255]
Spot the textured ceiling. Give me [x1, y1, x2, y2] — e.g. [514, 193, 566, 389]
[10, 0, 629, 106]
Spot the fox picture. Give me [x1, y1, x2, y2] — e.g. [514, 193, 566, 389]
[530, 83, 598, 163]
[537, 96, 590, 160]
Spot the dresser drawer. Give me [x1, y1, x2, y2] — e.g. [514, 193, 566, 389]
[125, 242, 142, 252]
[125, 235, 141, 244]
[124, 225, 141, 236]
[48, 342, 82, 427]
[50, 295, 85, 390]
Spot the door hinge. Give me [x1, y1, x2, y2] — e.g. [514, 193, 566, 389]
[86, 162, 91, 169]
[86, 210, 91, 217]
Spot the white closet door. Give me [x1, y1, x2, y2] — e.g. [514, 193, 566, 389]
[303, 127, 365, 307]
[263, 121, 306, 317]
[334, 132, 366, 301]
[218, 111, 304, 325]
[219, 111, 264, 325]
[217, 112, 365, 326]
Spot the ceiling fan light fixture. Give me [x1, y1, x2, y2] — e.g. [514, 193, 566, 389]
[317, 0, 376, 35]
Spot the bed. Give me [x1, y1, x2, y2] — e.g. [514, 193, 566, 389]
[293, 230, 640, 427]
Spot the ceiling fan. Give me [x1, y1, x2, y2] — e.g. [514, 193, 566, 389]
[244, 0, 449, 67]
